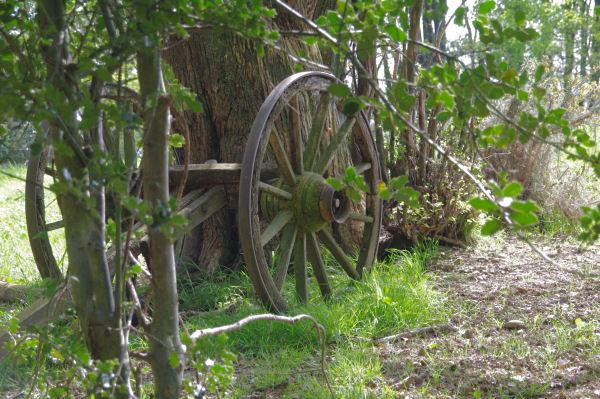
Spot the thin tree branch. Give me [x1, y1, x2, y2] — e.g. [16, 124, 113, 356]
[0, 28, 37, 79]
[190, 313, 335, 399]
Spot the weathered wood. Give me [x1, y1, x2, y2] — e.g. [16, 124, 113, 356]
[0, 282, 42, 302]
[177, 185, 227, 232]
[0, 287, 71, 361]
[169, 163, 242, 186]
[169, 163, 279, 189]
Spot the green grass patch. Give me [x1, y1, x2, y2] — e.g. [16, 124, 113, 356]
[0, 163, 65, 286]
[182, 241, 448, 397]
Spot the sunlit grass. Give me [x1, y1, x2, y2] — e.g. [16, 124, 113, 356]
[181, 241, 448, 397]
[0, 164, 65, 286]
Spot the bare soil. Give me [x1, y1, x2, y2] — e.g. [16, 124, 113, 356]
[382, 234, 600, 398]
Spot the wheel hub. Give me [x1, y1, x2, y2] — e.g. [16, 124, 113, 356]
[260, 172, 350, 232]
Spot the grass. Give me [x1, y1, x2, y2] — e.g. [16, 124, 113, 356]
[180, 241, 448, 398]
[0, 163, 65, 287]
[0, 159, 449, 398]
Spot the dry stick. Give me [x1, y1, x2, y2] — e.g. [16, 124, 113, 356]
[433, 235, 466, 248]
[190, 313, 335, 399]
[127, 278, 150, 327]
[127, 250, 152, 280]
[376, 323, 457, 344]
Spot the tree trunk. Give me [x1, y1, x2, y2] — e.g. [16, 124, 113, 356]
[591, 0, 600, 81]
[564, 1, 576, 85]
[163, 0, 335, 273]
[36, 0, 131, 395]
[138, 44, 183, 398]
[579, 0, 589, 76]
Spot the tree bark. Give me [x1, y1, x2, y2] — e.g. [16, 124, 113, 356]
[163, 0, 335, 273]
[138, 46, 183, 398]
[36, 1, 131, 395]
[591, 0, 600, 81]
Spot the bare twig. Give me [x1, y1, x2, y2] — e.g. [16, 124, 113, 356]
[190, 313, 335, 399]
[126, 279, 150, 327]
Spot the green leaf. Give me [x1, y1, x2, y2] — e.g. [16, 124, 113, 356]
[95, 67, 113, 82]
[517, 90, 528, 101]
[502, 182, 522, 197]
[478, 1, 496, 15]
[169, 352, 179, 368]
[10, 317, 18, 333]
[342, 98, 363, 116]
[379, 189, 392, 200]
[346, 186, 361, 202]
[469, 198, 499, 212]
[131, 264, 142, 274]
[184, 96, 203, 113]
[510, 200, 540, 213]
[326, 177, 344, 191]
[511, 210, 538, 226]
[30, 142, 43, 156]
[344, 167, 357, 180]
[514, 9, 526, 26]
[384, 24, 406, 42]
[327, 83, 351, 97]
[500, 69, 518, 82]
[389, 175, 409, 190]
[534, 65, 545, 82]
[169, 133, 185, 148]
[170, 214, 187, 226]
[532, 86, 546, 101]
[354, 175, 370, 193]
[437, 91, 454, 108]
[436, 111, 452, 122]
[481, 219, 502, 235]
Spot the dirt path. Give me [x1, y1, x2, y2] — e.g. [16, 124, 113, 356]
[382, 234, 600, 398]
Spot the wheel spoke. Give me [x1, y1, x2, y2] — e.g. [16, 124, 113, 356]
[303, 93, 330, 171]
[317, 229, 360, 280]
[260, 210, 293, 247]
[268, 128, 296, 185]
[273, 225, 297, 292]
[259, 181, 293, 200]
[307, 232, 332, 298]
[348, 213, 374, 223]
[288, 95, 304, 173]
[313, 117, 356, 176]
[294, 231, 308, 303]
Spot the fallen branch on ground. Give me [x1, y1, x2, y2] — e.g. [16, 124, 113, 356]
[376, 323, 457, 344]
[190, 313, 335, 399]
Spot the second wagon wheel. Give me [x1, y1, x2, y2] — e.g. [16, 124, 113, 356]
[25, 145, 64, 280]
[239, 71, 382, 313]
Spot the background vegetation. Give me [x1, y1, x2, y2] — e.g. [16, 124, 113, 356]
[1, 0, 600, 397]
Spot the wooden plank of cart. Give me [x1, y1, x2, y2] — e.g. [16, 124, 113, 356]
[6, 72, 382, 355]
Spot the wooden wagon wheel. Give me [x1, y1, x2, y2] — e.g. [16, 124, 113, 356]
[239, 71, 382, 313]
[25, 146, 64, 280]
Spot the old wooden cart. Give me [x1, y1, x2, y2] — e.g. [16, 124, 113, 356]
[25, 71, 382, 313]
